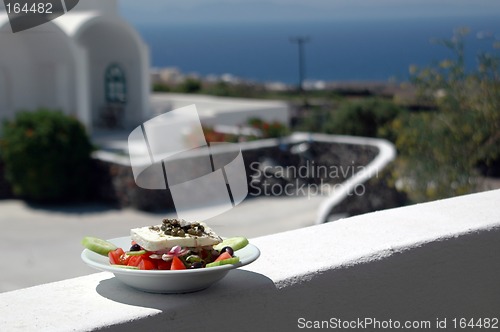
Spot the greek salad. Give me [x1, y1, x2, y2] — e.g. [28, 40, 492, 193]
[81, 218, 249, 271]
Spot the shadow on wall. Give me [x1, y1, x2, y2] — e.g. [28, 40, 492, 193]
[90, 227, 500, 331]
[95, 270, 279, 331]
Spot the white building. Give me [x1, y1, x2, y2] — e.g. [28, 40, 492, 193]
[0, 0, 150, 130]
[0, 1, 291, 134]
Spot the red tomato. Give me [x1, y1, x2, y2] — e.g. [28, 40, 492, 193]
[170, 256, 186, 270]
[108, 248, 125, 265]
[157, 260, 172, 270]
[127, 255, 142, 267]
[214, 251, 232, 262]
[138, 257, 156, 270]
[119, 253, 131, 265]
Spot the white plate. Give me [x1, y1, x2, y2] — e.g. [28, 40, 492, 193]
[81, 236, 260, 293]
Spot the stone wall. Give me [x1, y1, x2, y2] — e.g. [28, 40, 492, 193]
[0, 135, 405, 217]
[89, 136, 403, 217]
[89, 158, 175, 211]
[329, 167, 408, 217]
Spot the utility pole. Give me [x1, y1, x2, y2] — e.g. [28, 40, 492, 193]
[289, 36, 310, 93]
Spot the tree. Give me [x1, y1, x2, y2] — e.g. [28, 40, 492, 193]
[392, 28, 500, 202]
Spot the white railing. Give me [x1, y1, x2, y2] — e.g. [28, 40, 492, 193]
[93, 132, 396, 220]
[307, 133, 396, 223]
[1, 189, 499, 331]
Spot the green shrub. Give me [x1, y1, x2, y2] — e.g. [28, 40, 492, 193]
[203, 80, 264, 98]
[388, 111, 476, 202]
[392, 28, 500, 202]
[0, 109, 93, 202]
[176, 78, 202, 93]
[152, 82, 170, 92]
[323, 98, 404, 138]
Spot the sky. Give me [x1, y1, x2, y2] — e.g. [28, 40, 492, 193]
[119, 0, 500, 25]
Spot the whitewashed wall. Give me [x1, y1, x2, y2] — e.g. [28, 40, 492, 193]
[0, 3, 150, 131]
[1, 189, 499, 331]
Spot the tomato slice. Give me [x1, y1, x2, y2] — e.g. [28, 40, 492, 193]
[214, 251, 232, 263]
[170, 256, 186, 270]
[127, 255, 142, 267]
[157, 260, 172, 270]
[138, 257, 156, 270]
[119, 253, 131, 265]
[108, 248, 125, 265]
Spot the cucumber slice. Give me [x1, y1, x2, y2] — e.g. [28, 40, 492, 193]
[214, 237, 249, 252]
[81, 236, 117, 256]
[125, 250, 147, 256]
[206, 257, 240, 268]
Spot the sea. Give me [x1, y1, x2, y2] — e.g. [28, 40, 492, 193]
[132, 16, 500, 84]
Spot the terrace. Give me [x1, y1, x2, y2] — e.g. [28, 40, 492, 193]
[1, 189, 499, 331]
[1, 1, 499, 330]
[1, 131, 499, 331]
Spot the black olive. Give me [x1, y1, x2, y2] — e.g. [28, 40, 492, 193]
[130, 244, 141, 252]
[190, 262, 203, 269]
[220, 246, 234, 256]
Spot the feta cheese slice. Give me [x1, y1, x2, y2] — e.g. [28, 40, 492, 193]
[131, 220, 222, 252]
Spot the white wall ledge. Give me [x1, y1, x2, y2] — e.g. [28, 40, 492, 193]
[1, 190, 499, 331]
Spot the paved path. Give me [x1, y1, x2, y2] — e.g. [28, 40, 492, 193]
[0, 195, 324, 293]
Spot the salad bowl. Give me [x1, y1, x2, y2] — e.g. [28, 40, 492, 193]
[81, 236, 260, 293]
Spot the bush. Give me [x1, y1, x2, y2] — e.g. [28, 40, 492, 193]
[389, 111, 476, 202]
[0, 109, 93, 202]
[176, 78, 202, 93]
[391, 28, 500, 202]
[323, 98, 404, 138]
[203, 80, 264, 98]
[152, 82, 170, 92]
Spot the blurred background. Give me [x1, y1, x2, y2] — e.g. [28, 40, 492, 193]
[0, 0, 499, 292]
[121, 0, 500, 84]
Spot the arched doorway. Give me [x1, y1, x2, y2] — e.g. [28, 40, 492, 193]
[100, 63, 127, 127]
[75, 17, 148, 129]
[105, 63, 127, 104]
